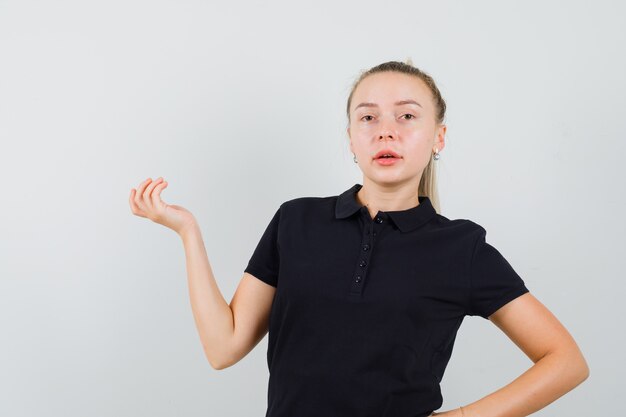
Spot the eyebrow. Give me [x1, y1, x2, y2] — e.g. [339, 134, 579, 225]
[354, 99, 423, 111]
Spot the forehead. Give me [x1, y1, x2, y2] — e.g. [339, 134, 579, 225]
[352, 72, 431, 111]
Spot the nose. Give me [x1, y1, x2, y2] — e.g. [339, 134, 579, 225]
[378, 118, 396, 140]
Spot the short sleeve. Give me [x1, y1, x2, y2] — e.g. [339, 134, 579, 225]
[467, 226, 530, 319]
[244, 205, 282, 287]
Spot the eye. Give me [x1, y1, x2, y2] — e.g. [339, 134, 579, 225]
[401, 114, 415, 120]
[361, 115, 374, 121]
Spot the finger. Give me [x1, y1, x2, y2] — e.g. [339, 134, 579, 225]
[151, 180, 168, 208]
[137, 177, 152, 194]
[129, 188, 145, 217]
[129, 188, 135, 211]
[134, 177, 153, 207]
[142, 177, 163, 208]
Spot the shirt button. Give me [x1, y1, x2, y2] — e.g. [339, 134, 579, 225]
[373, 232, 377, 236]
[355, 275, 362, 283]
[375, 217, 383, 223]
[359, 260, 367, 267]
[362, 244, 370, 251]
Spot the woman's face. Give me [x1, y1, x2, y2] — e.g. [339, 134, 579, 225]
[347, 71, 446, 187]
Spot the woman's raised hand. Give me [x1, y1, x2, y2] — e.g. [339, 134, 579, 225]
[129, 177, 197, 236]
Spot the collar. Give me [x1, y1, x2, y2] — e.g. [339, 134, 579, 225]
[335, 183, 436, 232]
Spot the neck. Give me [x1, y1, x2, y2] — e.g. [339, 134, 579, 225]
[356, 180, 420, 219]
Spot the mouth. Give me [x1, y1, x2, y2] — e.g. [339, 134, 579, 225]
[374, 156, 402, 166]
[373, 149, 402, 160]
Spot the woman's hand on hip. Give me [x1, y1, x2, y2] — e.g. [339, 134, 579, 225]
[430, 407, 464, 417]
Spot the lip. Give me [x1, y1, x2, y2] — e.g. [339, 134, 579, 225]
[373, 149, 402, 160]
[375, 157, 401, 166]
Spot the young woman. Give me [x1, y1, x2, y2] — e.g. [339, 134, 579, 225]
[129, 60, 589, 417]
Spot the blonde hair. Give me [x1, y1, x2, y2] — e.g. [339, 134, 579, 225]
[345, 58, 446, 213]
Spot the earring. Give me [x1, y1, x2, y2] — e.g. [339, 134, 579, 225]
[353, 154, 358, 163]
[433, 148, 440, 160]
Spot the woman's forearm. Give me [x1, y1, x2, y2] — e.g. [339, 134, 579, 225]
[462, 347, 589, 417]
[179, 222, 234, 369]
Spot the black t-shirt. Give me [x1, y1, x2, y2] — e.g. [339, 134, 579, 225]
[244, 183, 530, 417]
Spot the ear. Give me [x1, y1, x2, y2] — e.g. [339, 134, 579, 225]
[347, 127, 353, 153]
[435, 124, 446, 152]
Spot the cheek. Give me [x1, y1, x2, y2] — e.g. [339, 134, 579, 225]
[403, 135, 435, 164]
[350, 132, 370, 149]
[403, 131, 431, 150]
[352, 124, 374, 137]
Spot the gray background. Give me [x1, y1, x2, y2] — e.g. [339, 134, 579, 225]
[0, 0, 623, 415]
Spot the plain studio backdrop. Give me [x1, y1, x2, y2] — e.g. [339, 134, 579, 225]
[0, 0, 623, 416]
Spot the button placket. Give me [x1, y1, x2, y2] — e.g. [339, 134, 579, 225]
[348, 212, 385, 298]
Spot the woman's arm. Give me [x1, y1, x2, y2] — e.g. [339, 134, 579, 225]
[129, 177, 276, 370]
[180, 224, 276, 370]
[459, 292, 590, 417]
[179, 223, 235, 369]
